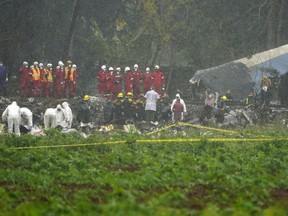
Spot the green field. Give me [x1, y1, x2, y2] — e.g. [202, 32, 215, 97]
[1, 125, 288, 216]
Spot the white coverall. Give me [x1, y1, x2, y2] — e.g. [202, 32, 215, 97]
[55, 104, 68, 128]
[2, 101, 21, 135]
[44, 108, 56, 130]
[62, 102, 73, 128]
[170, 94, 187, 121]
[20, 107, 33, 129]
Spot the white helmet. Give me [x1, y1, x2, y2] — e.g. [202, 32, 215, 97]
[125, 67, 130, 72]
[23, 61, 28, 65]
[33, 61, 38, 66]
[101, 65, 106, 70]
[58, 61, 64, 67]
[109, 67, 114, 71]
[134, 64, 138, 69]
[39, 63, 43, 67]
[47, 63, 52, 68]
[116, 67, 121, 72]
[146, 67, 150, 72]
[72, 64, 77, 69]
[155, 65, 159, 70]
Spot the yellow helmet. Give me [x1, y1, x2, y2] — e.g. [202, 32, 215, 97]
[117, 93, 124, 98]
[127, 92, 133, 96]
[221, 95, 227, 101]
[83, 95, 90, 101]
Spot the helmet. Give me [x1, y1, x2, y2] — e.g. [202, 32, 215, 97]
[30, 65, 34, 68]
[117, 93, 124, 98]
[23, 61, 28, 65]
[155, 65, 159, 70]
[47, 63, 52, 68]
[101, 65, 106, 70]
[39, 63, 43, 67]
[134, 64, 138, 69]
[176, 93, 180, 98]
[221, 96, 227, 101]
[127, 92, 133, 96]
[125, 67, 130, 72]
[33, 61, 38, 66]
[72, 64, 77, 69]
[109, 67, 114, 71]
[58, 61, 64, 66]
[67, 60, 72, 64]
[83, 95, 90, 101]
[116, 67, 121, 72]
[146, 67, 150, 72]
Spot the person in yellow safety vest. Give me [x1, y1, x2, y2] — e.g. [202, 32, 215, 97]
[64, 60, 73, 97]
[68, 64, 78, 97]
[31, 62, 41, 96]
[42, 63, 53, 97]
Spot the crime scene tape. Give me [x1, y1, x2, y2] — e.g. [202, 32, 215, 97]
[12, 137, 288, 150]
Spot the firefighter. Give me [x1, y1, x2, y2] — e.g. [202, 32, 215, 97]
[106, 67, 114, 97]
[143, 67, 153, 94]
[132, 64, 142, 98]
[97, 65, 107, 95]
[152, 65, 165, 94]
[123, 92, 135, 121]
[114, 67, 123, 96]
[77, 95, 93, 131]
[54, 61, 65, 98]
[260, 75, 272, 107]
[31, 62, 41, 96]
[125, 66, 133, 94]
[64, 60, 73, 97]
[42, 63, 53, 97]
[135, 94, 146, 121]
[19, 61, 29, 96]
[68, 64, 78, 97]
[111, 92, 125, 125]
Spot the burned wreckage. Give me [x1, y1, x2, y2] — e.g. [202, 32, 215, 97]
[189, 44, 288, 126]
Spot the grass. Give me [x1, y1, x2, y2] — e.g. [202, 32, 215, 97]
[0, 125, 288, 215]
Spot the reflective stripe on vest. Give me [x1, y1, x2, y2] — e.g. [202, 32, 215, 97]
[32, 68, 40, 80]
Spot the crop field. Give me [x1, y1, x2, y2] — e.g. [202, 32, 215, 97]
[1, 125, 288, 215]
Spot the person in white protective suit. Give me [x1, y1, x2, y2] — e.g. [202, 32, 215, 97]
[55, 104, 68, 128]
[62, 102, 73, 128]
[20, 107, 33, 130]
[2, 101, 21, 135]
[170, 93, 187, 122]
[44, 108, 56, 130]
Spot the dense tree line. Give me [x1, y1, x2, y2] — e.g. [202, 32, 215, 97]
[0, 0, 288, 94]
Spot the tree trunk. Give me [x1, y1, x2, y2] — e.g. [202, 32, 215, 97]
[166, 42, 176, 93]
[266, 0, 277, 49]
[277, 0, 285, 46]
[63, 0, 80, 60]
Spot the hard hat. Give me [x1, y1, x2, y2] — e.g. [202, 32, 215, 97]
[67, 60, 72, 64]
[127, 92, 133, 96]
[146, 67, 150, 72]
[125, 67, 130, 72]
[83, 95, 90, 101]
[72, 64, 77, 69]
[101, 65, 106, 70]
[39, 63, 43, 67]
[58, 61, 64, 66]
[117, 92, 123, 98]
[30, 65, 34, 68]
[116, 67, 121, 72]
[134, 64, 138, 69]
[221, 95, 227, 101]
[109, 67, 114, 71]
[176, 93, 180, 98]
[33, 61, 38, 66]
[47, 63, 52, 68]
[155, 65, 159, 69]
[23, 61, 28, 65]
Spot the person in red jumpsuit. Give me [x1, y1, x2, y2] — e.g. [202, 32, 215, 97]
[42, 63, 53, 97]
[152, 65, 165, 94]
[31, 62, 41, 96]
[97, 65, 107, 95]
[19, 61, 29, 96]
[114, 67, 123, 96]
[132, 64, 142, 98]
[68, 64, 78, 97]
[105, 67, 114, 97]
[54, 61, 65, 98]
[143, 67, 153, 94]
[125, 66, 133, 94]
[64, 60, 73, 97]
